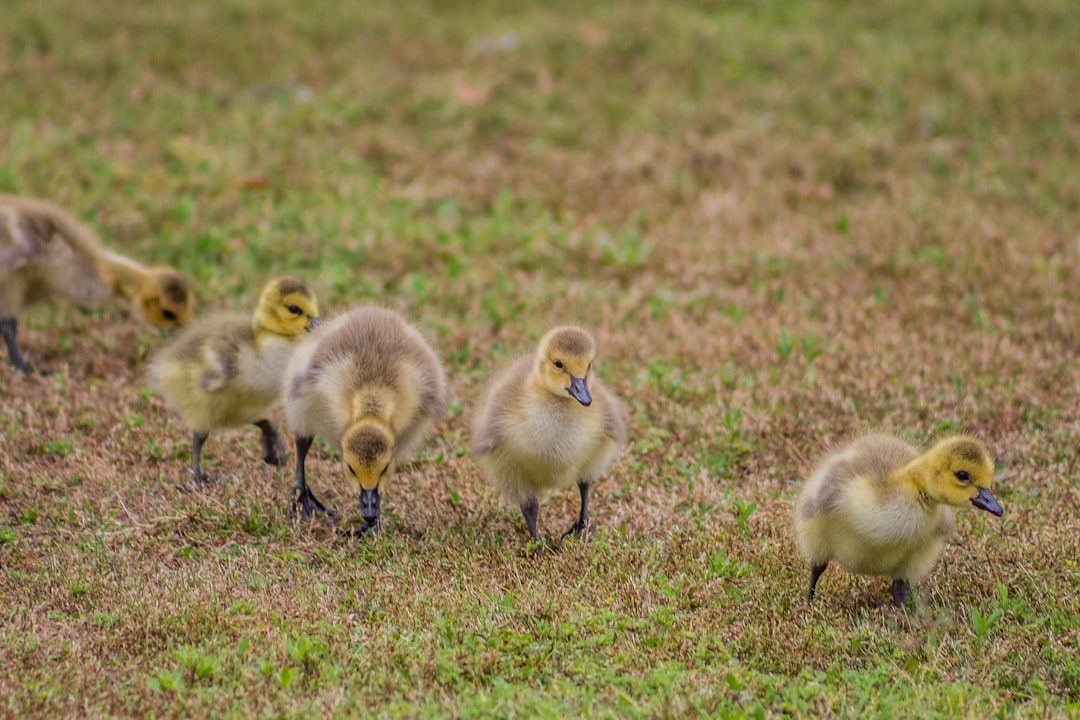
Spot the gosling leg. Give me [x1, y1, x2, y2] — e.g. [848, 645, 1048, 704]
[254, 419, 285, 466]
[1, 317, 29, 374]
[519, 497, 540, 541]
[808, 561, 829, 602]
[561, 480, 591, 542]
[518, 498, 544, 557]
[191, 431, 210, 486]
[891, 578, 911, 608]
[291, 434, 327, 518]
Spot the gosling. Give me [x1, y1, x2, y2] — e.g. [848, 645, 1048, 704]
[472, 326, 626, 547]
[793, 432, 1004, 607]
[0, 193, 194, 373]
[150, 277, 319, 484]
[282, 306, 447, 533]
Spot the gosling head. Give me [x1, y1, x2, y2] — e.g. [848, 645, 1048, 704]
[137, 268, 195, 331]
[341, 419, 396, 525]
[920, 436, 1003, 516]
[252, 276, 319, 337]
[534, 326, 596, 407]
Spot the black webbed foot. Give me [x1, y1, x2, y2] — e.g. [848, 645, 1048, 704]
[341, 520, 380, 538]
[292, 484, 328, 519]
[559, 517, 591, 544]
[262, 440, 286, 466]
[289, 434, 331, 522]
[891, 578, 911, 608]
[521, 538, 545, 558]
[187, 470, 212, 489]
[558, 481, 592, 546]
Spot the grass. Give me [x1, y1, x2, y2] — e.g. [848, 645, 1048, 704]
[2, 0, 1080, 716]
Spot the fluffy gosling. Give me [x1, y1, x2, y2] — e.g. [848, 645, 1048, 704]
[282, 306, 447, 533]
[150, 277, 319, 484]
[472, 326, 625, 547]
[793, 432, 1004, 607]
[0, 193, 193, 373]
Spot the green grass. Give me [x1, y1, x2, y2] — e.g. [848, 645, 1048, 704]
[2, 0, 1080, 717]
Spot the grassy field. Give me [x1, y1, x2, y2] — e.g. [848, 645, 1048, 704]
[2, 0, 1079, 716]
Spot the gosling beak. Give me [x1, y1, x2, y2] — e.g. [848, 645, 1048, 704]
[306, 316, 321, 332]
[567, 376, 592, 406]
[971, 486, 1003, 516]
[359, 487, 380, 523]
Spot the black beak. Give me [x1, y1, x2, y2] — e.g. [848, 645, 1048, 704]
[567, 375, 592, 406]
[971, 486, 1003, 516]
[359, 488, 380, 523]
[306, 316, 321, 332]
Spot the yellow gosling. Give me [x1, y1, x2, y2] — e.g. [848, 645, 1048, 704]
[0, 193, 193, 372]
[282, 306, 447, 533]
[150, 277, 319, 484]
[793, 432, 1004, 607]
[472, 326, 625, 548]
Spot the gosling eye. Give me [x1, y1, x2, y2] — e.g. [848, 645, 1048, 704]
[379, 463, 391, 478]
[161, 309, 177, 322]
[287, 305, 303, 315]
[347, 465, 358, 477]
[954, 470, 970, 482]
[553, 360, 564, 370]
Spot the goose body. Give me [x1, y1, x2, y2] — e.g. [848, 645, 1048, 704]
[282, 306, 447, 531]
[150, 277, 319, 483]
[793, 432, 1003, 606]
[0, 193, 193, 372]
[472, 326, 625, 546]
